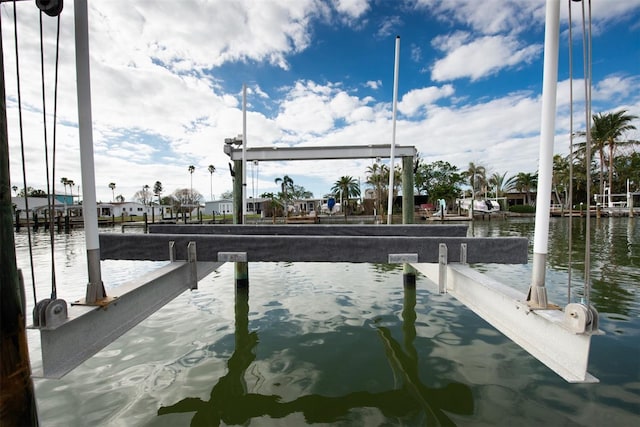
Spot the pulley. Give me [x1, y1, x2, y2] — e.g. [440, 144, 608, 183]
[36, 0, 64, 17]
[564, 303, 599, 334]
[32, 298, 68, 328]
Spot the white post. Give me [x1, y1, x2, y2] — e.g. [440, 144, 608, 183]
[75, 0, 104, 302]
[242, 84, 247, 223]
[529, 0, 560, 308]
[386, 36, 400, 224]
[628, 179, 634, 218]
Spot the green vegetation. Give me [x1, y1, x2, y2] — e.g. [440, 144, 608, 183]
[508, 205, 536, 214]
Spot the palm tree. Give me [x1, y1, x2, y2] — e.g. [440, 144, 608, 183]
[67, 180, 75, 204]
[153, 181, 163, 204]
[275, 175, 294, 218]
[143, 184, 150, 205]
[207, 165, 216, 201]
[153, 181, 163, 218]
[61, 177, 69, 203]
[331, 176, 361, 221]
[594, 110, 638, 196]
[260, 192, 279, 224]
[515, 172, 538, 205]
[188, 165, 195, 197]
[488, 171, 517, 209]
[366, 162, 386, 215]
[108, 182, 116, 202]
[552, 155, 570, 207]
[463, 162, 486, 199]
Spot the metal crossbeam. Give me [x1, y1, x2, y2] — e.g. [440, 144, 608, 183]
[411, 262, 600, 383]
[223, 144, 416, 161]
[34, 256, 222, 378]
[99, 234, 528, 264]
[149, 224, 470, 237]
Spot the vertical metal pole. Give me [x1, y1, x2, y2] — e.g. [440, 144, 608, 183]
[0, 27, 39, 425]
[386, 36, 400, 224]
[74, 0, 104, 303]
[529, 0, 560, 309]
[242, 84, 247, 223]
[402, 155, 416, 285]
[233, 159, 248, 287]
[628, 180, 634, 218]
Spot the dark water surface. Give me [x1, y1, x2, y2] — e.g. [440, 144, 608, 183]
[15, 217, 639, 426]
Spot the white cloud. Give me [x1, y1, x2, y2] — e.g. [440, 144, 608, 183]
[377, 15, 402, 38]
[413, 0, 545, 35]
[431, 35, 542, 82]
[332, 0, 370, 20]
[365, 80, 382, 90]
[398, 85, 455, 116]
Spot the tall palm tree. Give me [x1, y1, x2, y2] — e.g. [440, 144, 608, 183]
[488, 171, 516, 208]
[260, 192, 279, 224]
[464, 162, 486, 199]
[61, 177, 69, 203]
[366, 162, 386, 215]
[552, 155, 570, 207]
[275, 175, 294, 217]
[143, 184, 150, 205]
[67, 180, 75, 204]
[153, 181, 163, 205]
[515, 172, 537, 205]
[108, 182, 116, 202]
[595, 110, 638, 196]
[188, 165, 195, 201]
[207, 165, 216, 201]
[331, 176, 361, 221]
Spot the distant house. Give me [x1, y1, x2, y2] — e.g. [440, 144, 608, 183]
[12, 197, 66, 219]
[98, 202, 157, 218]
[204, 199, 235, 217]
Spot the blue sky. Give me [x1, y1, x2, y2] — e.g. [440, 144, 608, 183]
[3, 0, 640, 203]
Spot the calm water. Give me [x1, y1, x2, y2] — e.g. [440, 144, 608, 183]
[14, 217, 640, 426]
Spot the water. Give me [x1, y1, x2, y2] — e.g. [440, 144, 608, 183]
[14, 218, 640, 426]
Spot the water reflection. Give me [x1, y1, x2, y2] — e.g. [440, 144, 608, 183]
[158, 284, 473, 425]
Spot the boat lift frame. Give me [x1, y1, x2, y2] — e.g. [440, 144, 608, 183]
[29, 0, 600, 385]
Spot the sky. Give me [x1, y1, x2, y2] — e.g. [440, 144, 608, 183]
[3, 0, 640, 203]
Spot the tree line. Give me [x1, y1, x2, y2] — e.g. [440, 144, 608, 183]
[16, 110, 636, 216]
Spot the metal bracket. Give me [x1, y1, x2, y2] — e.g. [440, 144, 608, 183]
[218, 252, 248, 262]
[460, 243, 467, 264]
[169, 241, 176, 262]
[188, 241, 197, 290]
[33, 298, 68, 328]
[388, 253, 418, 263]
[438, 243, 447, 293]
[33, 298, 52, 327]
[44, 299, 68, 328]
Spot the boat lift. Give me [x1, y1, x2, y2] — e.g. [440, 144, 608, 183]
[20, 0, 601, 384]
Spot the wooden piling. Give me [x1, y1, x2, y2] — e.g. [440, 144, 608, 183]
[1, 36, 39, 425]
[402, 156, 417, 282]
[233, 159, 248, 287]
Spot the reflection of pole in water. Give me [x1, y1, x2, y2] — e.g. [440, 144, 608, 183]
[158, 280, 473, 425]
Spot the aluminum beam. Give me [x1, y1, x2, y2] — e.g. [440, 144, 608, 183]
[223, 144, 416, 162]
[34, 259, 222, 378]
[411, 262, 600, 383]
[99, 234, 528, 264]
[148, 224, 469, 237]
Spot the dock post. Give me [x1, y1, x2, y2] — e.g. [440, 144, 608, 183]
[1, 33, 39, 425]
[402, 156, 416, 286]
[233, 159, 249, 288]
